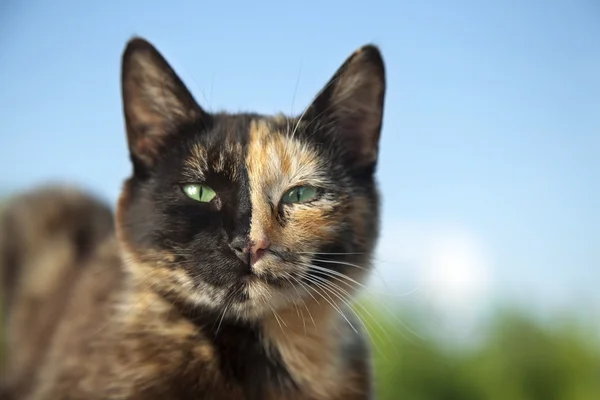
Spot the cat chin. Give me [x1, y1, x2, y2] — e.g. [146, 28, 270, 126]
[213, 282, 308, 322]
[158, 272, 302, 322]
[226, 296, 302, 322]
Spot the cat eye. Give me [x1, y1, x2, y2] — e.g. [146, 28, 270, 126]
[281, 186, 318, 204]
[182, 184, 216, 203]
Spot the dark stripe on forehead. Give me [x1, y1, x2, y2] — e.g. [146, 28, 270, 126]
[229, 160, 252, 243]
[182, 114, 259, 179]
[208, 115, 257, 245]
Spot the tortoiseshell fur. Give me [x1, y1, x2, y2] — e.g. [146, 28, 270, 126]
[1, 37, 386, 400]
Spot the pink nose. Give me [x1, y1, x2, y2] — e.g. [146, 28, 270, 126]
[250, 236, 271, 265]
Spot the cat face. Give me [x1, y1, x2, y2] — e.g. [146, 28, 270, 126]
[116, 38, 385, 321]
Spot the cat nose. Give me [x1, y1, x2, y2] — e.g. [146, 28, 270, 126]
[230, 236, 250, 265]
[250, 236, 271, 265]
[229, 235, 270, 266]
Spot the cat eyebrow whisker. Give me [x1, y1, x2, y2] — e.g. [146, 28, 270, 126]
[289, 57, 303, 128]
[290, 104, 310, 139]
[290, 74, 343, 139]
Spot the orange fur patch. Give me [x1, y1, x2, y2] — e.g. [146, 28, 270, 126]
[246, 119, 339, 251]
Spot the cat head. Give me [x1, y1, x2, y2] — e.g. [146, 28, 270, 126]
[116, 38, 385, 321]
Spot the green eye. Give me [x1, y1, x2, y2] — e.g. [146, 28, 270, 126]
[182, 184, 216, 203]
[281, 186, 318, 204]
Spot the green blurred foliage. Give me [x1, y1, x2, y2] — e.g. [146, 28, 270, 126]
[359, 301, 600, 400]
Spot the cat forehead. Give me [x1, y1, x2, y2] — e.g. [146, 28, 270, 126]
[183, 117, 324, 186]
[246, 119, 324, 186]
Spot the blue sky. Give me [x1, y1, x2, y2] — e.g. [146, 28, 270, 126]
[1, 0, 598, 321]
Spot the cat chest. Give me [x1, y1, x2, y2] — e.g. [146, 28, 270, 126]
[203, 324, 299, 400]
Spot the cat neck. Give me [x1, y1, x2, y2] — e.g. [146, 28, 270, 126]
[118, 256, 351, 399]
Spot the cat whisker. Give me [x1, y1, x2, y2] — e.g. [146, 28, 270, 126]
[306, 263, 423, 344]
[289, 73, 342, 138]
[300, 273, 397, 364]
[315, 275, 397, 350]
[264, 287, 288, 331]
[279, 273, 308, 334]
[310, 256, 392, 289]
[308, 264, 368, 287]
[301, 86, 361, 139]
[300, 273, 358, 334]
[269, 304, 287, 332]
[309, 263, 420, 299]
[311, 257, 370, 271]
[287, 276, 319, 329]
[214, 284, 242, 336]
[295, 251, 366, 256]
[214, 304, 229, 336]
[359, 292, 425, 346]
[310, 264, 423, 346]
[305, 273, 396, 361]
[289, 58, 303, 130]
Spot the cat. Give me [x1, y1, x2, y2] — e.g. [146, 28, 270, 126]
[0, 37, 386, 400]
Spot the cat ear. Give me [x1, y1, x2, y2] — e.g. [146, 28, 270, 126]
[303, 45, 385, 169]
[121, 37, 207, 169]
